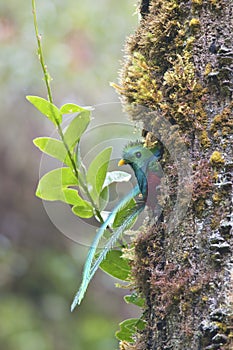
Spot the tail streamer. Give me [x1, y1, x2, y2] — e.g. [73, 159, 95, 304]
[71, 185, 142, 311]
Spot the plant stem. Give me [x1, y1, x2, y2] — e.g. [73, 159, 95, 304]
[32, 0, 53, 104]
[32, 0, 104, 224]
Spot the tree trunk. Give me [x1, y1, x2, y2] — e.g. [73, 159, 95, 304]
[116, 1, 232, 349]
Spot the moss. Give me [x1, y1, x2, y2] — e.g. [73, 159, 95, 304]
[212, 191, 222, 203]
[123, 0, 186, 77]
[212, 170, 219, 181]
[190, 285, 202, 293]
[189, 18, 200, 27]
[210, 151, 225, 165]
[191, 0, 203, 5]
[208, 0, 222, 9]
[182, 251, 190, 261]
[192, 160, 213, 204]
[181, 301, 190, 312]
[111, 0, 214, 159]
[117, 21, 208, 138]
[199, 130, 211, 148]
[150, 263, 192, 316]
[119, 51, 163, 106]
[161, 50, 208, 130]
[120, 341, 138, 350]
[132, 228, 159, 297]
[186, 36, 196, 49]
[214, 322, 228, 333]
[163, 52, 195, 88]
[143, 131, 162, 149]
[210, 102, 233, 137]
[115, 1, 231, 347]
[204, 62, 212, 76]
[194, 199, 206, 214]
[210, 216, 221, 229]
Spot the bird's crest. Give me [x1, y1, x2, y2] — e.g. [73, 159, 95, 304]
[122, 140, 143, 153]
[122, 137, 162, 159]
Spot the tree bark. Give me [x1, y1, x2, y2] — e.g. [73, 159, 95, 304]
[117, 1, 232, 349]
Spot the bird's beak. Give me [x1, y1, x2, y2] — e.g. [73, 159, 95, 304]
[118, 159, 126, 166]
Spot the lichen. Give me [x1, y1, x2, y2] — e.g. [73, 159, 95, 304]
[210, 151, 225, 165]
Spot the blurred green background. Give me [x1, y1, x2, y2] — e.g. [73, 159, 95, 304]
[0, 1, 139, 349]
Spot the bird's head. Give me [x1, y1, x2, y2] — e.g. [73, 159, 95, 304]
[118, 140, 162, 171]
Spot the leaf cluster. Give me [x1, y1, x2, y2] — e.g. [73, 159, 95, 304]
[28, 95, 145, 342]
[27, 96, 132, 223]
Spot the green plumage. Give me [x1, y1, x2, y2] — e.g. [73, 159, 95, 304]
[120, 140, 163, 200]
[71, 140, 163, 311]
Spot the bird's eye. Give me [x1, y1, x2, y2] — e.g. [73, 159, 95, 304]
[135, 151, 141, 158]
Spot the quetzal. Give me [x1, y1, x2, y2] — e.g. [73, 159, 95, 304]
[71, 139, 163, 311]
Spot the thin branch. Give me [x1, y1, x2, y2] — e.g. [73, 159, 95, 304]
[31, 0, 104, 223]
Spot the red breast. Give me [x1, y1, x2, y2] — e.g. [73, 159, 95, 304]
[146, 172, 161, 208]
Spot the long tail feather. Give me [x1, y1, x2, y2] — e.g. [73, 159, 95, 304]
[71, 185, 141, 311]
[89, 201, 145, 282]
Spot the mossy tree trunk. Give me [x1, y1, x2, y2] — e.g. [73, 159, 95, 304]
[117, 1, 232, 349]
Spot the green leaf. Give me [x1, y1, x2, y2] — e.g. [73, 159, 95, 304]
[86, 147, 112, 202]
[33, 137, 71, 166]
[60, 103, 93, 114]
[99, 186, 109, 211]
[62, 188, 88, 206]
[100, 250, 131, 281]
[112, 198, 136, 229]
[36, 168, 93, 213]
[115, 318, 146, 342]
[64, 111, 90, 150]
[100, 170, 131, 211]
[124, 293, 145, 307]
[72, 204, 93, 218]
[103, 171, 131, 188]
[26, 96, 62, 125]
[36, 168, 79, 203]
